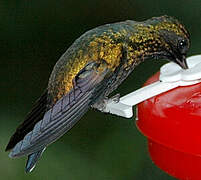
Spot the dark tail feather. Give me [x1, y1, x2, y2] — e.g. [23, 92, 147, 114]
[25, 147, 46, 173]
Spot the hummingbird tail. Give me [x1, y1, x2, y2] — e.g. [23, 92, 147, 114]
[25, 147, 46, 173]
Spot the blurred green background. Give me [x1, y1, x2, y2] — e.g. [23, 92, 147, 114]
[0, 0, 200, 179]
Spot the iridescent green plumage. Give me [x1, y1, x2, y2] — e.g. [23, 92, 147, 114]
[48, 15, 189, 104]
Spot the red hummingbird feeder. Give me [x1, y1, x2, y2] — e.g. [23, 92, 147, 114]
[106, 55, 201, 180]
[137, 71, 201, 180]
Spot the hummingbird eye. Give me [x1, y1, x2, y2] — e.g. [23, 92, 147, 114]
[177, 39, 188, 55]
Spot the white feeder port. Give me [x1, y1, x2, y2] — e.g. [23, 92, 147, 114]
[104, 55, 201, 118]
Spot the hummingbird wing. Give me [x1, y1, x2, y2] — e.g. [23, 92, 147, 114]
[6, 90, 48, 151]
[8, 61, 110, 158]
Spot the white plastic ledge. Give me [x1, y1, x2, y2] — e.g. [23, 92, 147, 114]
[105, 55, 201, 118]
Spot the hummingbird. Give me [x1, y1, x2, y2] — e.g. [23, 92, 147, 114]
[6, 15, 190, 172]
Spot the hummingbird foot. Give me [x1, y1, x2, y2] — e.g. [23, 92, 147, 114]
[92, 93, 120, 113]
[108, 93, 120, 103]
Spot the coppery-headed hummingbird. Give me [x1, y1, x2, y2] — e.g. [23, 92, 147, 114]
[6, 15, 190, 172]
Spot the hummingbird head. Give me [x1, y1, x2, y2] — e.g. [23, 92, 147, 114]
[149, 16, 190, 69]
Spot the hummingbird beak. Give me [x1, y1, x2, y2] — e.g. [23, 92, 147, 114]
[174, 55, 188, 69]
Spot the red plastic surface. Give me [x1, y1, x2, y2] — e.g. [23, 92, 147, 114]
[148, 139, 201, 180]
[136, 72, 201, 180]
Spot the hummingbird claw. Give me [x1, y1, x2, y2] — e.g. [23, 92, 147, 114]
[110, 93, 120, 103]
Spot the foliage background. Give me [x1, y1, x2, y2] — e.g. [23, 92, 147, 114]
[0, 0, 200, 179]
